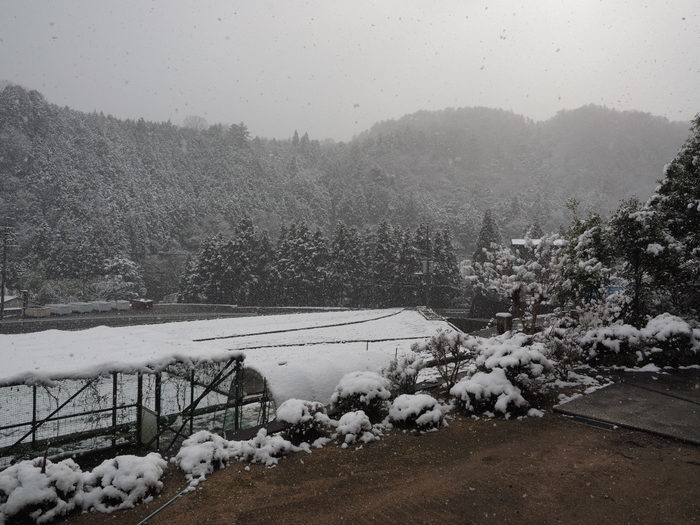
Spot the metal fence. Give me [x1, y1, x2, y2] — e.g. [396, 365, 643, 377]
[0, 356, 274, 469]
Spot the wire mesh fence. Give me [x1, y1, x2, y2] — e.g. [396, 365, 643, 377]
[0, 356, 274, 470]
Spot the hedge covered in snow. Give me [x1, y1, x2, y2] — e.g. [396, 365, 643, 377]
[0, 453, 166, 525]
[579, 313, 700, 366]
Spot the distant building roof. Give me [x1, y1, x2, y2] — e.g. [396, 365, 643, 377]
[511, 238, 540, 246]
[511, 238, 568, 247]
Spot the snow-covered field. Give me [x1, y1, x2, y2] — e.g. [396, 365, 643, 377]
[0, 308, 446, 401]
[0, 309, 448, 460]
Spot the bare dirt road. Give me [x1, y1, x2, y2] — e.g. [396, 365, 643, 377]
[61, 413, 700, 525]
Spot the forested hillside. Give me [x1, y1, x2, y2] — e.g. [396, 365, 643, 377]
[0, 84, 690, 299]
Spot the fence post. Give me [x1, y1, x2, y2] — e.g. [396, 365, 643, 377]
[31, 385, 37, 449]
[234, 367, 243, 431]
[112, 373, 118, 449]
[136, 373, 143, 447]
[155, 373, 162, 450]
[189, 369, 195, 436]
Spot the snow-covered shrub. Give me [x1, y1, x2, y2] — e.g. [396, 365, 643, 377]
[640, 313, 700, 366]
[79, 453, 167, 513]
[540, 327, 586, 380]
[173, 431, 232, 485]
[579, 323, 644, 367]
[382, 353, 425, 396]
[450, 368, 528, 417]
[227, 428, 299, 466]
[0, 457, 82, 525]
[330, 371, 391, 422]
[412, 329, 474, 389]
[175, 429, 300, 486]
[276, 399, 332, 444]
[473, 332, 555, 398]
[579, 313, 699, 367]
[388, 394, 444, 430]
[335, 410, 377, 445]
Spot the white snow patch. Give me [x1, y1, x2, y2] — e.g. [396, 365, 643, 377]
[622, 363, 662, 373]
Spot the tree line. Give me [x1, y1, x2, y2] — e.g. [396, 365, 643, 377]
[178, 220, 464, 308]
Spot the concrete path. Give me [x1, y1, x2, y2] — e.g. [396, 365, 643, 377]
[555, 369, 700, 445]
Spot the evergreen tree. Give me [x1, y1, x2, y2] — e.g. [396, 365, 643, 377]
[193, 234, 227, 303]
[647, 114, 700, 313]
[328, 222, 366, 306]
[273, 222, 329, 305]
[555, 211, 612, 311]
[371, 222, 399, 307]
[247, 230, 274, 306]
[430, 229, 463, 308]
[608, 198, 670, 326]
[473, 210, 502, 262]
[525, 221, 544, 239]
[393, 227, 420, 305]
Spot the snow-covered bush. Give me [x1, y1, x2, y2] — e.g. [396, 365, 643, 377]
[450, 368, 528, 417]
[172, 431, 231, 485]
[641, 313, 700, 365]
[473, 332, 554, 398]
[174, 429, 300, 486]
[0, 457, 82, 525]
[276, 399, 333, 444]
[578, 323, 644, 367]
[388, 394, 444, 430]
[335, 410, 377, 445]
[382, 353, 425, 396]
[412, 329, 473, 389]
[227, 428, 299, 466]
[0, 453, 167, 524]
[330, 371, 391, 422]
[79, 453, 167, 513]
[580, 313, 700, 367]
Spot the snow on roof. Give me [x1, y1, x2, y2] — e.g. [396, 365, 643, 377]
[511, 238, 541, 246]
[0, 309, 450, 403]
[511, 238, 568, 247]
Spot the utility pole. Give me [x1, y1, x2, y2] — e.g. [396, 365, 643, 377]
[423, 224, 432, 308]
[0, 225, 15, 320]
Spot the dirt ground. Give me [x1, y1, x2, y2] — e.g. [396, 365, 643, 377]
[61, 413, 700, 525]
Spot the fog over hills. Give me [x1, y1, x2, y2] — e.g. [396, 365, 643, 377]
[0, 84, 692, 296]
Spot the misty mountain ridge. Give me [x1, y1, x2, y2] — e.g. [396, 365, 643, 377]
[0, 83, 692, 296]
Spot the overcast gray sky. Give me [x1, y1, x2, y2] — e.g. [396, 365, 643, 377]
[1, 0, 698, 140]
